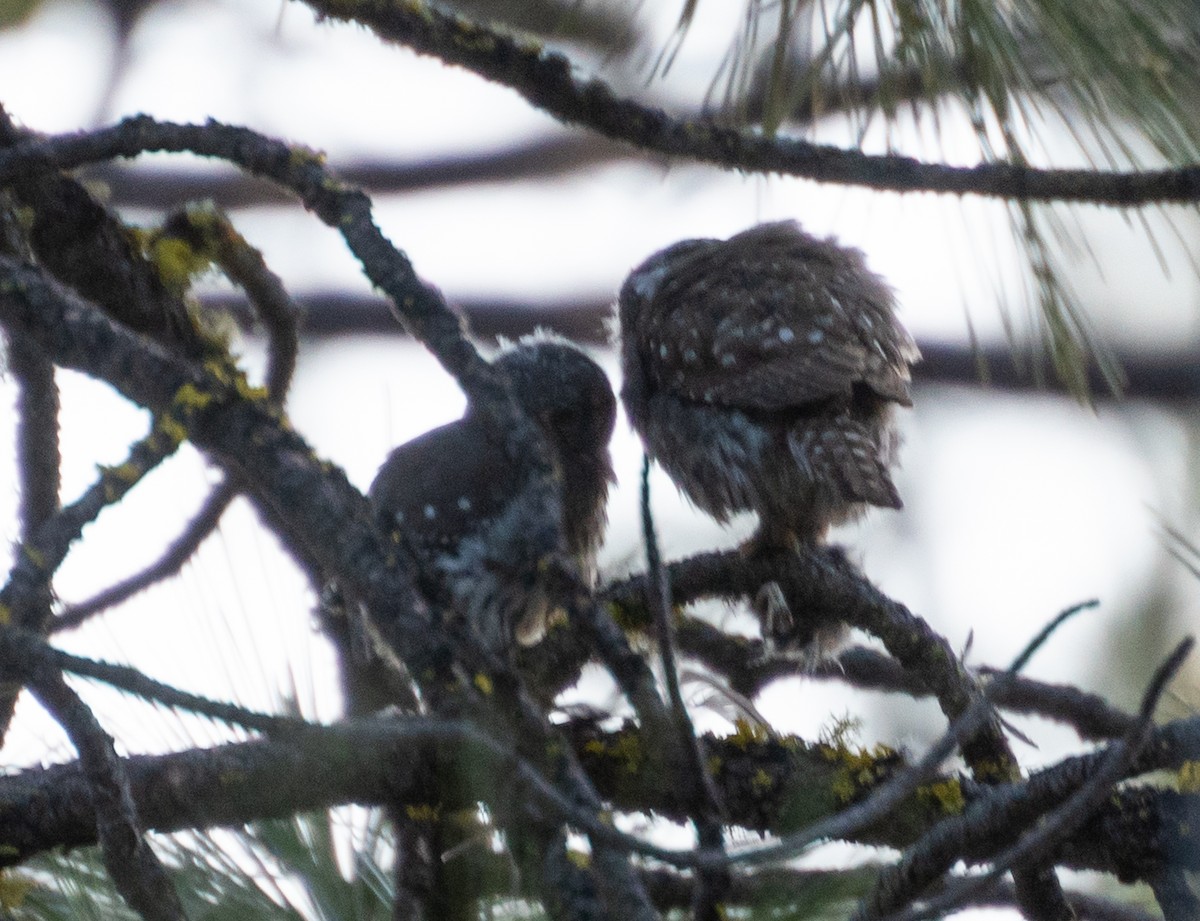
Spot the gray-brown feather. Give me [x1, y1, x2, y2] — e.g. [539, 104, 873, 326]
[370, 339, 616, 651]
[619, 220, 918, 544]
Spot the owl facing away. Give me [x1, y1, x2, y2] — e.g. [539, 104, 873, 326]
[617, 220, 919, 549]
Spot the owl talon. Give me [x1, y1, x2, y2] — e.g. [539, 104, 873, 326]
[752, 578, 850, 671]
[756, 580, 793, 640]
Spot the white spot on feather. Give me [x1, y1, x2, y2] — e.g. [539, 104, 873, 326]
[631, 263, 669, 300]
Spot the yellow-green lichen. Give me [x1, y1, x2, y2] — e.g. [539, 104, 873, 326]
[101, 478, 121, 504]
[600, 731, 644, 775]
[727, 717, 770, 749]
[178, 203, 225, 237]
[234, 375, 270, 403]
[405, 803, 440, 822]
[777, 733, 802, 752]
[287, 144, 328, 169]
[566, 848, 591, 869]
[0, 870, 33, 910]
[0, 604, 9, 626]
[750, 768, 774, 795]
[919, 778, 966, 815]
[173, 382, 215, 413]
[830, 772, 857, 805]
[101, 461, 143, 485]
[604, 598, 644, 631]
[99, 461, 144, 501]
[147, 234, 212, 293]
[818, 738, 899, 806]
[818, 715, 862, 752]
[201, 357, 237, 388]
[153, 412, 188, 447]
[20, 545, 45, 570]
[473, 672, 494, 695]
[1178, 760, 1200, 793]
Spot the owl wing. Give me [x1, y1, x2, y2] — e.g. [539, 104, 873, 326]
[369, 417, 520, 551]
[640, 224, 917, 413]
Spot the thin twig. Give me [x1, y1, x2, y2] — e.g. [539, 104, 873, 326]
[879, 636, 1194, 921]
[852, 603, 1101, 920]
[53, 482, 237, 631]
[26, 669, 187, 921]
[55, 205, 303, 631]
[640, 456, 728, 918]
[692, 600, 1084, 872]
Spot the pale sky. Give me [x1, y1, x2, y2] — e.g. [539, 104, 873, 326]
[0, 3, 1195, 913]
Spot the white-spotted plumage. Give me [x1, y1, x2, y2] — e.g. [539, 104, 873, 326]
[617, 220, 919, 546]
[370, 337, 617, 653]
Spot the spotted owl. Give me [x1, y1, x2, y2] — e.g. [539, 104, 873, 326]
[617, 220, 919, 549]
[370, 336, 617, 655]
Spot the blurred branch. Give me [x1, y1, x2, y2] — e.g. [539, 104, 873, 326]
[26, 668, 186, 921]
[435, 0, 641, 56]
[196, 289, 1200, 401]
[1, 102, 1193, 917]
[0, 227, 655, 920]
[0, 108, 205, 358]
[638, 459, 730, 917]
[860, 637, 1192, 921]
[0, 711, 1196, 884]
[54, 204, 305, 632]
[51, 485, 235, 631]
[298, 0, 1200, 204]
[671, 625, 1139, 743]
[86, 134, 635, 209]
[0, 420, 186, 628]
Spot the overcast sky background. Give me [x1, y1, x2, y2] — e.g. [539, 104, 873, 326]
[0, 1, 1197, 912]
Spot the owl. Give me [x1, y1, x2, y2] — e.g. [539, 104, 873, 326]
[618, 220, 918, 548]
[370, 336, 617, 656]
[617, 222, 918, 650]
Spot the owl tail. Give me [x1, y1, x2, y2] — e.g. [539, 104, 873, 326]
[788, 416, 902, 510]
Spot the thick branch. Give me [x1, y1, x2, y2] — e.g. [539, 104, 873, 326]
[0, 716, 1195, 885]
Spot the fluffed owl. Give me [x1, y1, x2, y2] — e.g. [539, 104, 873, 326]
[370, 336, 617, 655]
[618, 220, 919, 549]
